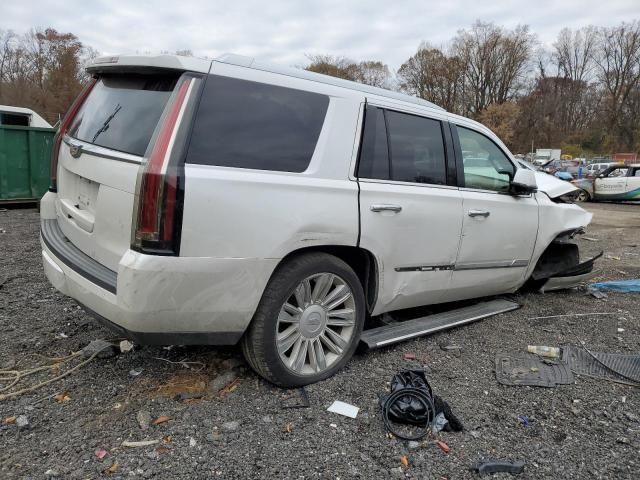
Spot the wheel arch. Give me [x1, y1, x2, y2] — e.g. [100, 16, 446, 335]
[273, 245, 379, 314]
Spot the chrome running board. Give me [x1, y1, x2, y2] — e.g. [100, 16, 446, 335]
[360, 299, 520, 349]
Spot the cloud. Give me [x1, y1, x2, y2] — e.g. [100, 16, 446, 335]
[1, 0, 637, 70]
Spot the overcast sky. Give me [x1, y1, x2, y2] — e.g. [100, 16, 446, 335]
[3, 1, 638, 70]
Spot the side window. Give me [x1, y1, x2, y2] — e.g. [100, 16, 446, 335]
[457, 126, 514, 192]
[186, 75, 329, 172]
[386, 111, 447, 185]
[357, 106, 389, 180]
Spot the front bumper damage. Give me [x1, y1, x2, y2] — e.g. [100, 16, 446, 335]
[527, 233, 603, 292]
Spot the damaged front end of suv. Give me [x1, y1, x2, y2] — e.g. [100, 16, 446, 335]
[524, 171, 602, 292]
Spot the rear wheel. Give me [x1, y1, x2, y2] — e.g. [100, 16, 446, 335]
[576, 190, 590, 202]
[241, 253, 365, 387]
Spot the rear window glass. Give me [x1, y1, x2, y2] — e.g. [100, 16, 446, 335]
[69, 74, 178, 156]
[186, 75, 329, 172]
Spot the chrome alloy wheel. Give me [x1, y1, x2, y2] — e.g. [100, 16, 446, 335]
[276, 273, 356, 375]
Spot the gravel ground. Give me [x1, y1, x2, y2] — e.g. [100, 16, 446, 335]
[0, 202, 638, 479]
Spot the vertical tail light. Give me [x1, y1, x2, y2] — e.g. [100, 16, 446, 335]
[132, 75, 198, 255]
[49, 78, 98, 192]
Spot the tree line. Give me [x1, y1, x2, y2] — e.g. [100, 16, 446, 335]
[307, 20, 640, 155]
[2, 22, 639, 155]
[0, 28, 96, 124]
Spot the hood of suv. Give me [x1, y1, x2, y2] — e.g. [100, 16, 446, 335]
[534, 170, 579, 199]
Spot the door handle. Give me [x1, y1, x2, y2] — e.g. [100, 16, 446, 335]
[468, 209, 490, 218]
[370, 204, 402, 213]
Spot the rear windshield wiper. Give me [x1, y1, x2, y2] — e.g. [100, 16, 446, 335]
[92, 104, 122, 143]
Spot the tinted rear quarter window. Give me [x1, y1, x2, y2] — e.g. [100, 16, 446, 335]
[69, 74, 178, 156]
[357, 106, 389, 179]
[186, 75, 329, 172]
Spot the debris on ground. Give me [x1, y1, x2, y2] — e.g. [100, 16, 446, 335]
[380, 369, 463, 441]
[527, 345, 560, 358]
[434, 440, 450, 454]
[591, 278, 640, 293]
[119, 340, 134, 353]
[495, 353, 574, 387]
[122, 440, 159, 448]
[517, 415, 529, 427]
[327, 400, 359, 418]
[102, 462, 119, 475]
[562, 345, 640, 386]
[94, 448, 108, 460]
[588, 288, 608, 299]
[439, 344, 463, 353]
[403, 352, 416, 360]
[431, 412, 448, 433]
[472, 459, 525, 476]
[152, 415, 170, 425]
[53, 392, 71, 403]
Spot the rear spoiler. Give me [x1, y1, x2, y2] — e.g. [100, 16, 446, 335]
[87, 55, 212, 75]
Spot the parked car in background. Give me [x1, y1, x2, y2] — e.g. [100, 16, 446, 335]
[543, 159, 582, 178]
[573, 164, 640, 201]
[585, 162, 615, 178]
[40, 54, 596, 386]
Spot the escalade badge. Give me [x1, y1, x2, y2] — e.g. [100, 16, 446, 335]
[69, 143, 83, 158]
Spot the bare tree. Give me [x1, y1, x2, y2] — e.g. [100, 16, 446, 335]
[397, 43, 464, 111]
[593, 21, 640, 150]
[305, 55, 392, 88]
[353, 60, 392, 89]
[553, 26, 597, 82]
[453, 22, 534, 116]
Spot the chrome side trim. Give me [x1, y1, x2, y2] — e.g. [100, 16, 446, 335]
[395, 259, 529, 273]
[63, 135, 143, 165]
[454, 259, 529, 271]
[395, 265, 454, 272]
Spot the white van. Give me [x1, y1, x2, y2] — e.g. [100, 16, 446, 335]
[40, 54, 597, 386]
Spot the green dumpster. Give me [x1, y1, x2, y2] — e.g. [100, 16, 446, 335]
[0, 124, 56, 204]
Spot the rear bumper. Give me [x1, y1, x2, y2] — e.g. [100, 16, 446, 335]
[40, 218, 278, 345]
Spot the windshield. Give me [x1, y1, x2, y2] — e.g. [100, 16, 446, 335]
[68, 73, 178, 156]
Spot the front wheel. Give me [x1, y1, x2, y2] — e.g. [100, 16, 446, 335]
[576, 190, 590, 202]
[241, 253, 365, 387]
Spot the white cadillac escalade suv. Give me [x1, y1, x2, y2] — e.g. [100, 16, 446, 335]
[40, 54, 597, 386]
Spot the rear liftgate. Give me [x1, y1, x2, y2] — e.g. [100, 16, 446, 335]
[360, 299, 520, 349]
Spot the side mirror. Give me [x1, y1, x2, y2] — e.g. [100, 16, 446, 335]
[510, 168, 537, 194]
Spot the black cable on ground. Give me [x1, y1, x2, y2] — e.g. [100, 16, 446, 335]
[381, 387, 436, 441]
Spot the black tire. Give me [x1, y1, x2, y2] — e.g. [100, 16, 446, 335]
[576, 190, 590, 202]
[241, 252, 365, 387]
